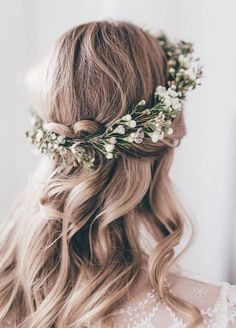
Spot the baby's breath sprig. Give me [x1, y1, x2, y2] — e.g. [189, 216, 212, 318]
[157, 33, 203, 97]
[26, 33, 203, 172]
[26, 112, 96, 173]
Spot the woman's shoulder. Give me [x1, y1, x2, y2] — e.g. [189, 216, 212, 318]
[167, 268, 236, 326]
[167, 267, 234, 303]
[114, 266, 236, 328]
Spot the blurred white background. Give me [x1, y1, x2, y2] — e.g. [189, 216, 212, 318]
[0, 0, 235, 283]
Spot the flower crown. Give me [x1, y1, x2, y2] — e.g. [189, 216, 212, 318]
[26, 34, 203, 172]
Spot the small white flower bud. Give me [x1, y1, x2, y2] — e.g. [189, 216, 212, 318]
[138, 131, 144, 139]
[178, 54, 190, 69]
[109, 137, 117, 144]
[169, 67, 175, 74]
[134, 138, 143, 144]
[155, 86, 166, 95]
[143, 109, 151, 115]
[122, 114, 132, 121]
[104, 143, 115, 152]
[168, 88, 178, 97]
[51, 133, 57, 140]
[137, 99, 146, 107]
[163, 97, 172, 107]
[113, 124, 125, 135]
[105, 152, 113, 159]
[128, 120, 136, 128]
[150, 132, 159, 143]
[127, 136, 134, 143]
[36, 130, 44, 142]
[172, 101, 182, 111]
[57, 136, 65, 144]
[167, 127, 173, 135]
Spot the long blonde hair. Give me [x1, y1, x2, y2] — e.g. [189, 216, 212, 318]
[0, 20, 203, 327]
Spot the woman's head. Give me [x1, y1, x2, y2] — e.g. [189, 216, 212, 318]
[0, 21, 202, 327]
[28, 20, 185, 153]
[26, 19, 187, 259]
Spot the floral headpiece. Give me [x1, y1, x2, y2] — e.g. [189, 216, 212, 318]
[26, 34, 203, 172]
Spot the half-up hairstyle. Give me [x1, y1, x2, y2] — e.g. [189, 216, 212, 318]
[0, 20, 203, 327]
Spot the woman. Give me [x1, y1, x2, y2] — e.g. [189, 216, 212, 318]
[0, 20, 235, 328]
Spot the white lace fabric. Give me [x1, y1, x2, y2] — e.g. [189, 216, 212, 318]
[113, 268, 236, 328]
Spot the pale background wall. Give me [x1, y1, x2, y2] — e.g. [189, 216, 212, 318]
[0, 0, 235, 283]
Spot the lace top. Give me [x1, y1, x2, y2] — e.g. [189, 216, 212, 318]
[113, 267, 236, 328]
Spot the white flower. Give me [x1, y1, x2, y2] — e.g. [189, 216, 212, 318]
[104, 143, 115, 153]
[128, 129, 144, 143]
[30, 116, 38, 125]
[113, 124, 126, 135]
[125, 120, 136, 128]
[122, 114, 132, 121]
[155, 113, 165, 123]
[36, 130, 44, 142]
[57, 136, 65, 144]
[178, 54, 190, 69]
[51, 133, 57, 140]
[169, 67, 175, 74]
[143, 109, 151, 115]
[155, 86, 166, 97]
[137, 131, 144, 139]
[135, 130, 144, 139]
[109, 137, 117, 144]
[134, 138, 143, 144]
[150, 132, 159, 143]
[172, 98, 182, 111]
[130, 132, 136, 138]
[137, 99, 146, 107]
[105, 152, 113, 159]
[167, 88, 178, 98]
[167, 127, 173, 135]
[163, 96, 172, 108]
[124, 136, 134, 143]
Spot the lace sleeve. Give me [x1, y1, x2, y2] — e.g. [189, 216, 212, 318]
[169, 271, 236, 328]
[197, 282, 236, 327]
[227, 285, 236, 327]
[112, 267, 236, 328]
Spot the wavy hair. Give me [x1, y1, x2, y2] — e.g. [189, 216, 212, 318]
[0, 20, 203, 327]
